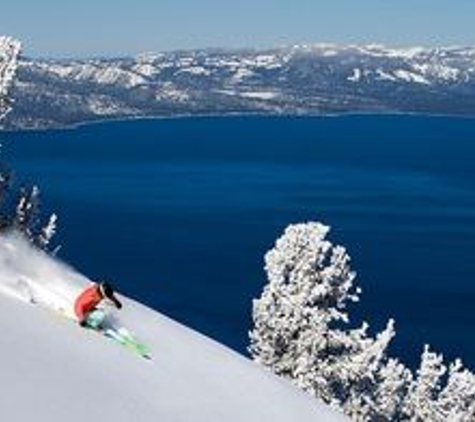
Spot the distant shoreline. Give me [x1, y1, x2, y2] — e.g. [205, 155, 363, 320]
[2, 110, 475, 134]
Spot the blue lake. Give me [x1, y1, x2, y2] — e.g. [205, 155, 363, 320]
[3, 115, 475, 369]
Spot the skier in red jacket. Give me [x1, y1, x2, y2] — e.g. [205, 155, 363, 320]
[74, 282, 122, 327]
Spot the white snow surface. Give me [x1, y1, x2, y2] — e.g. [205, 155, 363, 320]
[231, 67, 255, 82]
[176, 66, 211, 76]
[240, 91, 278, 100]
[393, 69, 430, 84]
[0, 232, 345, 421]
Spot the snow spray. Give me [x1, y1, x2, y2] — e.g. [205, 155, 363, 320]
[0, 231, 90, 313]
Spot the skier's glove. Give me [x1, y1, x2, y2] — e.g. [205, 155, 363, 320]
[79, 319, 88, 328]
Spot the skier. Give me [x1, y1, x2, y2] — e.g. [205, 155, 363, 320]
[74, 281, 122, 328]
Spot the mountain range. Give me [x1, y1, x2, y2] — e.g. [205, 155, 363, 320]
[5, 43, 475, 129]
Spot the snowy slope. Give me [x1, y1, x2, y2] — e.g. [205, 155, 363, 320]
[0, 233, 346, 421]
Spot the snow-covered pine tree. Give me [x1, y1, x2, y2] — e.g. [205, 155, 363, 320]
[369, 358, 413, 420]
[405, 345, 447, 421]
[438, 358, 475, 420]
[249, 222, 405, 419]
[9, 181, 58, 251]
[405, 346, 475, 421]
[0, 36, 19, 229]
[36, 213, 58, 250]
[0, 36, 56, 251]
[0, 36, 21, 122]
[250, 222, 475, 421]
[12, 186, 47, 245]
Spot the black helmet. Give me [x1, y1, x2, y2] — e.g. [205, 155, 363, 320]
[98, 281, 123, 309]
[99, 281, 114, 299]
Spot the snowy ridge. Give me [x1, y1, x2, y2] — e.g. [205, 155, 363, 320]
[6, 43, 475, 129]
[0, 232, 346, 421]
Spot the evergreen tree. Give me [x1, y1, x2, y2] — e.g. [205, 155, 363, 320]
[250, 222, 475, 421]
[369, 358, 412, 420]
[36, 213, 58, 250]
[406, 346, 475, 421]
[438, 358, 475, 420]
[0, 36, 56, 251]
[0, 36, 19, 230]
[14, 185, 40, 235]
[405, 345, 447, 421]
[249, 223, 401, 419]
[0, 36, 21, 122]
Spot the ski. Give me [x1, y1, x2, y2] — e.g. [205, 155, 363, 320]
[56, 307, 152, 360]
[102, 327, 152, 360]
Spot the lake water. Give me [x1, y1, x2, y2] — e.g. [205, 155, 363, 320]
[3, 115, 475, 369]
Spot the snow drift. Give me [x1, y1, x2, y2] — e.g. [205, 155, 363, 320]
[0, 232, 346, 421]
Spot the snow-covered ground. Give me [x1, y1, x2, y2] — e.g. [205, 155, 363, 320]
[0, 232, 345, 421]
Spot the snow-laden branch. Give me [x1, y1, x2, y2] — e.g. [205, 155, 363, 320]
[0, 36, 21, 121]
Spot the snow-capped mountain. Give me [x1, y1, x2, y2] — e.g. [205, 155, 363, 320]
[6, 43, 475, 129]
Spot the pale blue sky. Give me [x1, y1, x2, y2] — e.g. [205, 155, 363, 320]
[1, 0, 474, 57]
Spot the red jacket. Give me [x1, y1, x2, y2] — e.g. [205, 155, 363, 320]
[74, 284, 102, 321]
